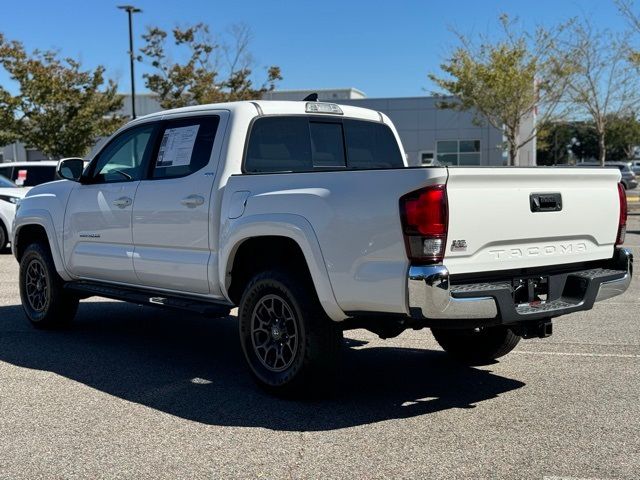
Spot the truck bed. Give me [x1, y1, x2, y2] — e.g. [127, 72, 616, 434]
[225, 166, 621, 316]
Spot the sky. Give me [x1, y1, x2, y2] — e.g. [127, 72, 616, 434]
[0, 0, 635, 98]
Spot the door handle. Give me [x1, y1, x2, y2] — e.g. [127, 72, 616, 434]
[112, 196, 133, 209]
[530, 193, 562, 212]
[181, 194, 205, 208]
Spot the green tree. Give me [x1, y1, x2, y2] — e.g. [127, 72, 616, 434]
[536, 121, 599, 165]
[605, 113, 640, 160]
[536, 122, 574, 165]
[0, 34, 124, 158]
[140, 23, 282, 109]
[429, 15, 572, 166]
[570, 123, 600, 161]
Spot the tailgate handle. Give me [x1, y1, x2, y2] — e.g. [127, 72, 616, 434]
[530, 193, 562, 212]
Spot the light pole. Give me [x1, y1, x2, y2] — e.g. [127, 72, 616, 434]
[118, 5, 142, 119]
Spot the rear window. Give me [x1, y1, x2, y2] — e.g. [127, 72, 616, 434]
[343, 119, 404, 169]
[244, 116, 403, 173]
[245, 117, 311, 173]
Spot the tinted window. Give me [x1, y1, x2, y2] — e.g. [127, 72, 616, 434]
[0, 167, 13, 182]
[343, 120, 403, 169]
[152, 116, 220, 179]
[245, 116, 402, 173]
[246, 117, 311, 173]
[310, 122, 345, 168]
[92, 124, 155, 183]
[19, 166, 57, 186]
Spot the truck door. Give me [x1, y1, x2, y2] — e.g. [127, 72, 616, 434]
[131, 112, 227, 295]
[64, 123, 158, 283]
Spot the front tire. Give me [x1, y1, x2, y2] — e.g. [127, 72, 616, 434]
[238, 269, 342, 396]
[19, 242, 79, 329]
[0, 222, 7, 252]
[431, 326, 521, 365]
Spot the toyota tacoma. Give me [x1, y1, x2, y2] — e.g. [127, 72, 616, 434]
[12, 100, 632, 394]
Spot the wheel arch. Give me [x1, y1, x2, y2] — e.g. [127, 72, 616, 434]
[13, 211, 71, 281]
[220, 214, 346, 321]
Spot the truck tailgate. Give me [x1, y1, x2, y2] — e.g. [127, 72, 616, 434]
[444, 168, 622, 275]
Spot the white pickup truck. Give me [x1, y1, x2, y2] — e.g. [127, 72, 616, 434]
[12, 100, 632, 395]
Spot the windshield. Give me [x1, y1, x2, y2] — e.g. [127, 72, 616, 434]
[0, 175, 16, 188]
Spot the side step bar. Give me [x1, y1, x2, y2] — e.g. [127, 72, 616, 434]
[64, 281, 232, 318]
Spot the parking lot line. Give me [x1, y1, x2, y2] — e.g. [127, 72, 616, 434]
[514, 350, 640, 359]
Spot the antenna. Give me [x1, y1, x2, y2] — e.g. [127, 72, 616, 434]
[303, 93, 319, 101]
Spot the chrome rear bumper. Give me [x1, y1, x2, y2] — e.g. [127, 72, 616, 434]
[408, 248, 633, 322]
[408, 265, 498, 319]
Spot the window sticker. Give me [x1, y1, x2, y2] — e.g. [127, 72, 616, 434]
[156, 124, 200, 167]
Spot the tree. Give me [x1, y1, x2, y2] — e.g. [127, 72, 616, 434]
[605, 113, 640, 160]
[536, 120, 599, 165]
[570, 123, 600, 161]
[139, 23, 282, 109]
[617, 0, 640, 38]
[428, 15, 573, 166]
[536, 121, 575, 165]
[561, 20, 640, 165]
[0, 34, 124, 158]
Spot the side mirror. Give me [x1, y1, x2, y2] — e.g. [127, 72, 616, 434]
[57, 158, 85, 182]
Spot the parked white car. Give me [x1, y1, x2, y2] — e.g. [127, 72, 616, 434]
[0, 175, 29, 250]
[11, 100, 632, 395]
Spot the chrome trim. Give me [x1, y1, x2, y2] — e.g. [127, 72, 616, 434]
[596, 248, 633, 302]
[407, 248, 632, 322]
[408, 265, 498, 319]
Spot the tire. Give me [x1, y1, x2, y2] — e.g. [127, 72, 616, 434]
[431, 326, 521, 365]
[238, 269, 342, 396]
[19, 242, 79, 329]
[0, 222, 7, 252]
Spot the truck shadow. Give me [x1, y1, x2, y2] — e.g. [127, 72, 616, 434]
[0, 301, 524, 432]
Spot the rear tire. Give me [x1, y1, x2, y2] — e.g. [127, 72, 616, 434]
[19, 242, 79, 329]
[238, 269, 342, 396]
[431, 326, 521, 365]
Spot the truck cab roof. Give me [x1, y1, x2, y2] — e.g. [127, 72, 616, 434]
[133, 100, 385, 124]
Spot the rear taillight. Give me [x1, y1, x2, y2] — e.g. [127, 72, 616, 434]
[616, 182, 627, 246]
[399, 184, 448, 264]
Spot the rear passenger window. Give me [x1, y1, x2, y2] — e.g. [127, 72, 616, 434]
[152, 116, 220, 179]
[244, 116, 403, 173]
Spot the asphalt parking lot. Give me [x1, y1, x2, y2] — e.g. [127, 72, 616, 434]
[0, 220, 638, 479]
